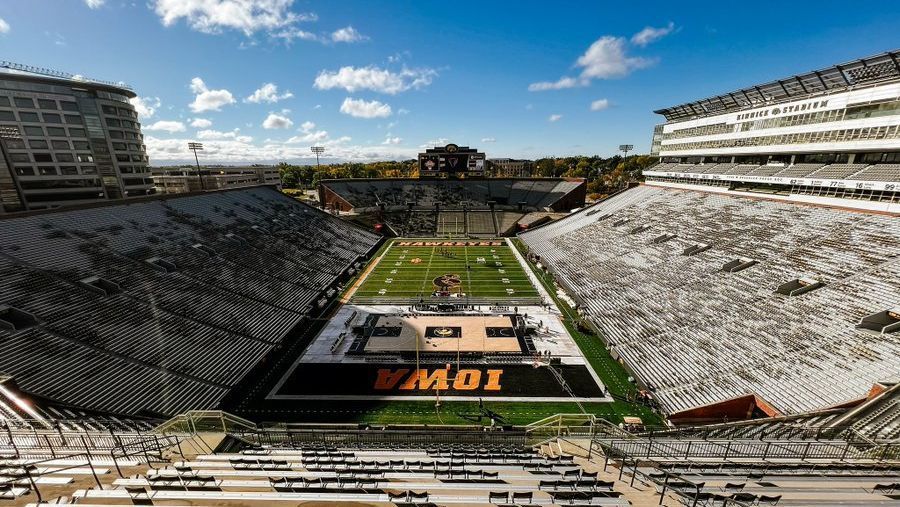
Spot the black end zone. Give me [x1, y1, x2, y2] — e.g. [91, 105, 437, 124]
[272, 363, 604, 399]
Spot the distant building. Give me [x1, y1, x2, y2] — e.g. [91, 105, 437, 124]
[644, 49, 900, 213]
[151, 165, 281, 194]
[652, 50, 900, 164]
[0, 63, 153, 213]
[488, 158, 533, 177]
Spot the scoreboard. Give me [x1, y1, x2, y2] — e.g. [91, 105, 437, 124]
[419, 143, 486, 178]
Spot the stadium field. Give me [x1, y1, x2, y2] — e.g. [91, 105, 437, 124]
[352, 240, 540, 303]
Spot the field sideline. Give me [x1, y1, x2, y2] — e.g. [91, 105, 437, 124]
[240, 237, 661, 426]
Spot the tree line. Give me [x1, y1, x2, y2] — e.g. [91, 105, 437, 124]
[277, 154, 657, 200]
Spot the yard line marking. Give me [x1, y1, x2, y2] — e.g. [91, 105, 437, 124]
[341, 240, 389, 302]
[420, 245, 437, 298]
[463, 242, 471, 298]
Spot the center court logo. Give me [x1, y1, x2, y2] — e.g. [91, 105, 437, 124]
[432, 273, 461, 290]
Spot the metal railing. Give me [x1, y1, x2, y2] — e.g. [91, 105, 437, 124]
[154, 410, 257, 435]
[234, 424, 528, 449]
[593, 436, 900, 462]
[1, 432, 179, 503]
[0, 60, 133, 90]
[525, 413, 597, 447]
[632, 420, 873, 442]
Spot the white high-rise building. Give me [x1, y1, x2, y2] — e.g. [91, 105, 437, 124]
[0, 63, 152, 213]
[645, 50, 900, 213]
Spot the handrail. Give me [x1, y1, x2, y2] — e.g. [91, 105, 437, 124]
[233, 426, 529, 449]
[525, 413, 596, 430]
[1, 433, 180, 503]
[591, 434, 900, 463]
[631, 420, 896, 444]
[153, 410, 257, 435]
[524, 413, 599, 448]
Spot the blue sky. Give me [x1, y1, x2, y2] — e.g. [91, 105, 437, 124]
[1, 1, 899, 164]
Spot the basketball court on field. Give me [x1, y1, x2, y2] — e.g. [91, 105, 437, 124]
[265, 237, 611, 403]
[364, 314, 522, 353]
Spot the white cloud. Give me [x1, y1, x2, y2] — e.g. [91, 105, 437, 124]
[590, 98, 610, 111]
[129, 96, 161, 118]
[152, 0, 314, 36]
[528, 35, 656, 91]
[387, 51, 410, 63]
[631, 21, 675, 47]
[245, 82, 293, 103]
[289, 130, 351, 146]
[382, 134, 402, 145]
[49, 32, 67, 46]
[190, 118, 213, 128]
[420, 138, 449, 148]
[285, 119, 330, 143]
[145, 120, 186, 133]
[85, 0, 105, 8]
[288, 130, 329, 143]
[189, 77, 236, 112]
[146, 133, 415, 164]
[340, 97, 392, 119]
[0, 18, 8, 34]
[270, 27, 320, 43]
[262, 111, 293, 129]
[527, 76, 583, 91]
[313, 104, 322, 109]
[548, 114, 563, 122]
[331, 25, 367, 43]
[314, 65, 437, 95]
[481, 137, 496, 143]
[197, 128, 252, 142]
[576, 36, 654, 79]
[295, 12, 317, 22]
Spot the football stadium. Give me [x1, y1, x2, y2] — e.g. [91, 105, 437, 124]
[1, 7, 900, 505]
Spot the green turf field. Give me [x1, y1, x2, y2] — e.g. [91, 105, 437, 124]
[352, 240, 540, 303]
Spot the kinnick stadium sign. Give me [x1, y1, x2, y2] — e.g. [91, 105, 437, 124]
[735, 99, 830, 121]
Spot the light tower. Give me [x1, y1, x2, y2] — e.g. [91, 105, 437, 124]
[188, 142, 205, 190]
[310, 146, 325, 168]
[619, 144, 633, 163]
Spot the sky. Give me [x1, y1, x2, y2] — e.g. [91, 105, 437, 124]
[0, 1, 899, 165]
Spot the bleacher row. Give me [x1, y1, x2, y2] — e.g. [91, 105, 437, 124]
[649, 162, 900, 182]
[829, 382, 900, 441]
[592, 405, 900, 506]
[520, 185, 900, 416]
[323, 179, 583, 211]
[638, 462, 900, 507]
[0, 187, 381, 416]
[386, 210, 526, 238]
[61, 445, 629, 506]
[640, 383, 900, 443]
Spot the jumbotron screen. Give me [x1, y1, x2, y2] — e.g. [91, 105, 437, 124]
[418, 143, 485, 177]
